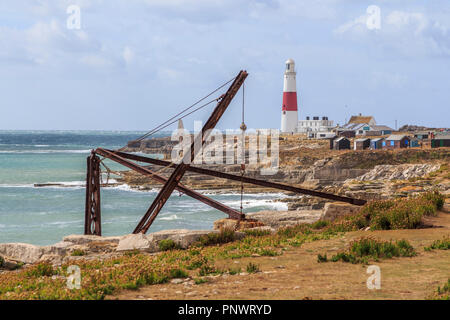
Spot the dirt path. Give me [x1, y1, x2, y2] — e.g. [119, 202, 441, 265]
[110, 212, 450, 300]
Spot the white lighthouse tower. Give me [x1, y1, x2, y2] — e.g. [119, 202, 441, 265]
[280, 58, 298, 133]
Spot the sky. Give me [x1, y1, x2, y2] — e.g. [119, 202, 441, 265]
[0, 0, 449, 131]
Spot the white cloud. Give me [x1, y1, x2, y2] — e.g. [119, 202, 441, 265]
[334, 10, 450, 57]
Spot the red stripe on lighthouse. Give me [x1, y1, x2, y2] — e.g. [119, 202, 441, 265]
[282, 92, 298, 111]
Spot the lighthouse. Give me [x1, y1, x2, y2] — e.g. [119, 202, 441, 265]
[280, 58, 298, 133]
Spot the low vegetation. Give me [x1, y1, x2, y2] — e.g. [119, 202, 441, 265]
[424, 236, 450, 251]
[0, 191, 444, 299]
[246, 262, 260, 274]
[158, 239, 181, 251]
[194, 228, 237, 247]
[318, 237, 416, 264]
[350, 191, 444, 231]
[430, 279, 450, 300]
[71, 249, 86, 257]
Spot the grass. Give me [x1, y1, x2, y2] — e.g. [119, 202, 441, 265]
[0, 192, 442, 300]
[246, 262, 260, 273]
[350, 191, 445, 231]
[193, 277, 209, 285]
[158, 239, 181, 251]
[435, 278, 450, 300]
[71, 249, 86, 257]
[227, 267, 241, 275]
[319, 237, 417, 264]
[195, 228, 237, 247]
[424, 236, 450, 251]
[25, 262, 56, 277]
[243, 229, 272, 237]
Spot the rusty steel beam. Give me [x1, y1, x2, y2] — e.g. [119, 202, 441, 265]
[84, 152, 102, 236]
[134, 70, 248, 234]
[95, 148, 244, 221]
[108, 150, 367, 206]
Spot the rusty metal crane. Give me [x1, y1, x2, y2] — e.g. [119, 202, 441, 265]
[84, 70, 366, 236]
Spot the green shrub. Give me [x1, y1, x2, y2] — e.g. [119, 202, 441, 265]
[26, 262, 55, 277]
[244, 229, 271, 237]
[435, 279, 450, 300]
[311, 220, 330, 229]
[194, 277, 209, 285]
[356, 192, 444, 231]
[187, 256, 208, 270]
[196, 228, 236, 247]
[246, 262, 260, 273]
[424, 236, 450, 251]
[317, 254, 328, 263]
[259, 248, 279, 257]
[198, 265, 217, 276]
[158, 239, 181, 251]
[325, 237, 416, 264]
[71, 249, 86, 256]
[227, 267, 241, 275]
[419, 191, 445, 210]
[169, 268, 188, 279]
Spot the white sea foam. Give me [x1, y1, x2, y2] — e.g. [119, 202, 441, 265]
[159, 214, 180, 221]
[0, 149, 91, 154]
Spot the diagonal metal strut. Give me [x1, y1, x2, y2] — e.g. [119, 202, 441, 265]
[134, 70, 249, 234]
[95, 148, 244, 220]
[107, 150, 367, 206]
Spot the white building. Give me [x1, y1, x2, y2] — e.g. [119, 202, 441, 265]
[297, 116, 334, 133]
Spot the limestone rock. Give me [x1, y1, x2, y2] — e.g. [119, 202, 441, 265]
[213, 219, 265, 231]
[352, 164, 440, 182]
[150, 229, 191, 242]
[245, 210, 322, 229]
[42, 241, 73, 257]
[116, 233, 157, 252]
[39, 254, 63, 265]
[0, 243, 44, 264]
[213, 219, 238, 230]
[320, 202, 360, 221]
[63, 234, 123, 245]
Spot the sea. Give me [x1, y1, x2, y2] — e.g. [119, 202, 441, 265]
[0, 131, 288, 245]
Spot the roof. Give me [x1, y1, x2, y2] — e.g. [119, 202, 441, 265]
[371, 125, 393, 131]
[348, 116, 375, 124]
[434, 134, 450, 140]
[335, 137, 349, 142]
[341, 123, 367, 130]
[386, 134, 409, 141]
[371, 138, 384, 142]
[355, 138, 370, 142]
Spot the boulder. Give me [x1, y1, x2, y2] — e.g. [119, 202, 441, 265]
[150, 229, 246, 249]
[63, 234, 123, 245]
[213, 219, 265, 231]
[150, 229, 191, 242]
[245, 210, 322, 229]
[116, 233, 157, 252]
[320, 202, 360, 221]
[0, 243, 44, 264]
[39, 254, 63, 265]
[42, 241, 73, 256]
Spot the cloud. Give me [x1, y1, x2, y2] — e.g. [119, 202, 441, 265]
[334, 9, 450, 57]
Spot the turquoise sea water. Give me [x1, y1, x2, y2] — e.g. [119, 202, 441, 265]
[0, 131, 287, 245]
